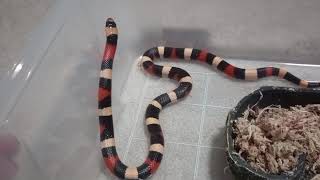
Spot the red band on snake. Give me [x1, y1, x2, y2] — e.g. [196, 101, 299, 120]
[98, 18, 320, 179]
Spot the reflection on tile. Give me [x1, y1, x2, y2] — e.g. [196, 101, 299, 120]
[278, 63, 320, 82]
[195, 147, 234, 180]
[144, 72, 206, 105]
[0, 0, 54, 78]
[134, 101, 203, 145]
[126, 139, 197, 180]
[201, 107, 229, 148]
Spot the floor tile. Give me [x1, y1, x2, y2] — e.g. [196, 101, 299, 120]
[195, 147, 234, 180]
[201, 106, 230, 148]
[279, 63, 320, 82]
[112, 102, 139, 158]
[120, 58, 149, 103]
[134, 101, 203, 145]
[155, 59, 215, 74]
[205, 60, 297, 108]
[206, 73, 255, 108]
[125, 139, 198, 180]
[144, 72, 206, 105]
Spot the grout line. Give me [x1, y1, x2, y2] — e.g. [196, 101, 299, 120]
[133, 137, 197, 147]
[205, 104, 232, 109]
[178, 102, 205, 107]
[132, 137, 226, 150]
[123, 77, 150, 161]
[141, 97, 232, 109]
[193, 74, 210, 180]
[188, 71, 213, 76]
[199, 145, 226, 150]
[199, 76, 209, 142]
[180, 102, 232, 109]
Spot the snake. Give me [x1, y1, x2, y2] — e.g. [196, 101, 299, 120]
[98, 18, 320, 180]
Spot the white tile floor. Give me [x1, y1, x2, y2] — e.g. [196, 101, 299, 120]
[1, 1, 320, 180]
[114, 57, 320, 180]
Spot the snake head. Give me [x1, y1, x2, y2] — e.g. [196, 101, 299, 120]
[106, 18, 116, 28]
[105, 18, 118, 42]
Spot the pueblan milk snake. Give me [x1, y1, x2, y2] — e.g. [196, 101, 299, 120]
[98, 18, 320, 179]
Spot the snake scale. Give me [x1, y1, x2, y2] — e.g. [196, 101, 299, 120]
[98, 18, 320, 179]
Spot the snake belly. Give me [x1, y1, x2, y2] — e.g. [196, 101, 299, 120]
[98, 18, 320, 180]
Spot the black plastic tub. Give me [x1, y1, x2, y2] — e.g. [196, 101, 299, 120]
[226, 86, 320, 180]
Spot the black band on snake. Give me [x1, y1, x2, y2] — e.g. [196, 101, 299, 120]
[98, 18, 320, 179]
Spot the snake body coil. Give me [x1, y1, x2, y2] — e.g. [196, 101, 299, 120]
[98, 18, 320, 179]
